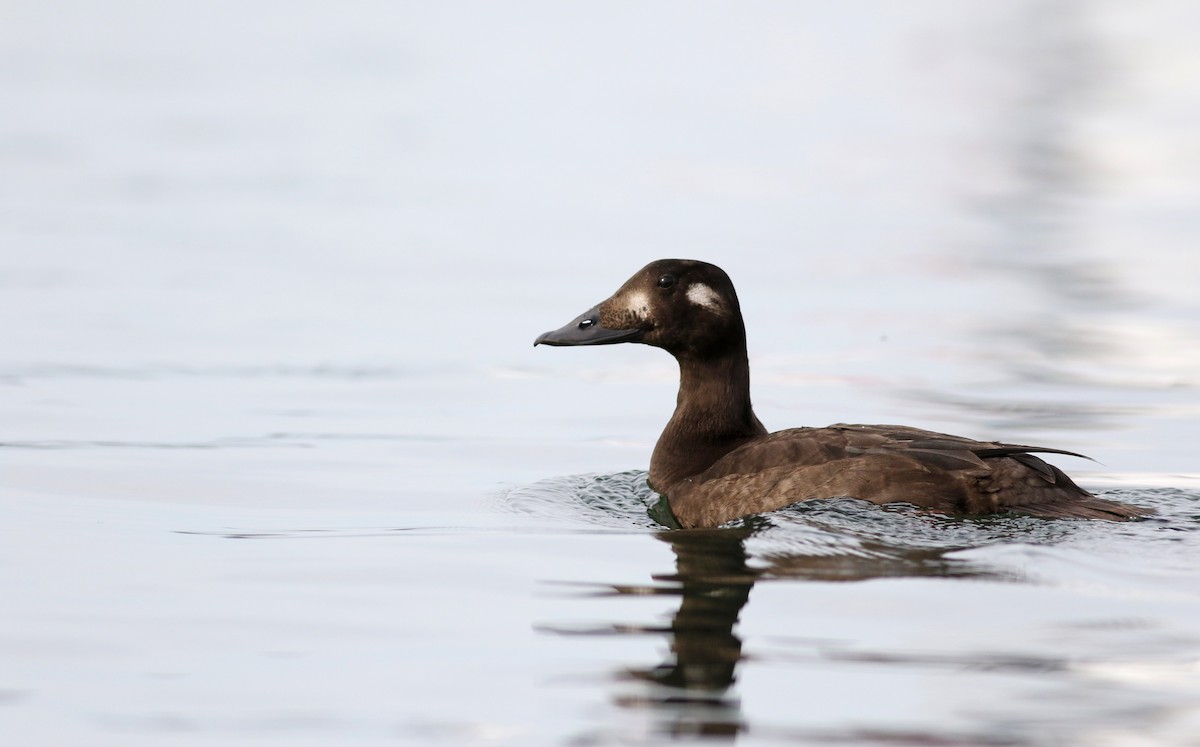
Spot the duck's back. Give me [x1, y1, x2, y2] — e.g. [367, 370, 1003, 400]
[664, 424, 1148, 528]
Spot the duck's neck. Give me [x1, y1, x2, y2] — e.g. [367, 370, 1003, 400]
[649, 350, 767, 493]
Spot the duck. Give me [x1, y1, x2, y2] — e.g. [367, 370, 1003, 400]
[534, 259, 1149, 529]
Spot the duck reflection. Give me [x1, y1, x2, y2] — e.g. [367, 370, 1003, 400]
[617, 528, 755, 739]
[544, 520, 997, 741]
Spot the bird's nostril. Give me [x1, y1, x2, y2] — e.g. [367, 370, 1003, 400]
[578, 318, 595, 329]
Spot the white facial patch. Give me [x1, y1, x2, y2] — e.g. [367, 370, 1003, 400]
[623, 290, 652, 320]
[686, 282, 722, 312]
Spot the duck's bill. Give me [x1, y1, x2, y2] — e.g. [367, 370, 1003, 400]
[534, 306, 642, 347]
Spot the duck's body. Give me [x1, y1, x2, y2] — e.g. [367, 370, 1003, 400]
[535, 259, 1148, 528]
[660, 423, 1145, 528]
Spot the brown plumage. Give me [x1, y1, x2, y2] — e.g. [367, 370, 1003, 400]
[535, 259, 1150, 529]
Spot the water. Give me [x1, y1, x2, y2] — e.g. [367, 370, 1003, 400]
[3, 1, 1199, 745]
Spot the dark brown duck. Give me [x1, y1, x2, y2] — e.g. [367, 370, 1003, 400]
[534, 259, 1149, 529]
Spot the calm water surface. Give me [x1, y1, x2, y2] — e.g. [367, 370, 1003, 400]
[3, 2, 1199, 745]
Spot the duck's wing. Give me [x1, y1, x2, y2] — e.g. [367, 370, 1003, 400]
[699, 423, 1090, 481]
[831, 423, 1097, 478]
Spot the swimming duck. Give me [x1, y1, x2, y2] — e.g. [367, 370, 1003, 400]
[534, 259, 1148, 528]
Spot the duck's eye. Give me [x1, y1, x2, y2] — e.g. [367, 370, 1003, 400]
[657, 274, 675, 289]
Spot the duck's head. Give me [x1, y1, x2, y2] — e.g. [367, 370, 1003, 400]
[534, 259, 745, 357]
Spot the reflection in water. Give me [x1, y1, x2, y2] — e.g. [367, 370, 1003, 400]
[545, 522, 994, 742]
[621, 529, 754, 739]
[540, 529, 756, 739]
[913, 1, 1199, 435]
[980, 1, 1127, 355]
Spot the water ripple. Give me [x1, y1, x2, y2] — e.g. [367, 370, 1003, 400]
[499, 471, 1200, 582]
